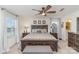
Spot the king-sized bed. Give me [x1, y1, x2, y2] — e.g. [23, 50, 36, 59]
[21, 25, 58, 52]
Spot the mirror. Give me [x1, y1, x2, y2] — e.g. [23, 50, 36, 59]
[51, 23, 57, 33]
[66, 17, 71, 32]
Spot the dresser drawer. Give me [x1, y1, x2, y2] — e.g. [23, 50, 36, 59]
[68, 38, 75, 43]
[68, 33, 75, 36]
[75, 40, 79, 44]
[75, 44, 79, 52]
[68, 36, 76, 39]
[76, 35, 79, 40]
[68, 32, 79, 52]
[68, 38, 75, 41]
[68, 41, 74, 47]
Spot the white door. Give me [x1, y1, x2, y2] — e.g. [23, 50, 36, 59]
[2, 10, 18, 52]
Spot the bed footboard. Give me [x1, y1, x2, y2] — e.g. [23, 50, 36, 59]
[21, 40, 58, 52]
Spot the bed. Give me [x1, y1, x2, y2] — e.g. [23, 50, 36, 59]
[21, 25, 58, 52]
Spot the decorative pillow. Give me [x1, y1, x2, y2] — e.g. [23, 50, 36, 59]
[32, 29, 37, 33]
[42, 29, 47, 33]
[37, 29, 41, 33]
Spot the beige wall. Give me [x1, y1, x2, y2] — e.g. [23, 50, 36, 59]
[19, 16, 62, 39]
[0, 8, 4, 53]
[19, 16, 51, 36]
[61, 10, 79, 40]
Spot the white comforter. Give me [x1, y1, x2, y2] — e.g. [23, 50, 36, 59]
[22, 33, 57, 40]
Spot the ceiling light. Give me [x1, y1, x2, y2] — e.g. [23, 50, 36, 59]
[42, 12, 45, 16]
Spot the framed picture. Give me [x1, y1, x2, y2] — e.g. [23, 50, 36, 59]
[33, 20, 37, 24]
[38, 20, 41, 24]
[42, 20, 46, 24]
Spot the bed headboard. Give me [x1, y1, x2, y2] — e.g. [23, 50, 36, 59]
[31, 25, 48, 33]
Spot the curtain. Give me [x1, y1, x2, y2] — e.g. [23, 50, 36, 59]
[0, 8, 4, 53]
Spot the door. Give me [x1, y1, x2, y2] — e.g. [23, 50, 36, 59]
[51, 22, 57, 33]
[3, 14, 17, 52]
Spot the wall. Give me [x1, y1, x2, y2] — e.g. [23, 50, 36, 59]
[0, 9, 19, 53]
[0, 8, 3, 53]
[0, 8, 6, 53]
[61, 10, 79, 40]
[19, 16, 30, 37]
[19, 16, 51, 34]
[19, 16, 62, 39]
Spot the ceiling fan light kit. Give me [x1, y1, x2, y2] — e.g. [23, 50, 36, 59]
[42, 12, 46, 16]
[32, 5, 64, 16]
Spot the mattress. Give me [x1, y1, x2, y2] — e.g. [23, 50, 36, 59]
[22, 33, 57, 40]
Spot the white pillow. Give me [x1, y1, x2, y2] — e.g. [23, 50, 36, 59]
[42, 29, 47, 33]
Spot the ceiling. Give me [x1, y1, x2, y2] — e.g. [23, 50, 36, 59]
[0, 5, 79, 17]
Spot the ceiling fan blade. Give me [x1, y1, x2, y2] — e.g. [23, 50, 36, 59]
[45, 5, 52, 12]
[59, 8, 64, 12]
[47, 11, 56, 13]
[32, 9, 41, 12]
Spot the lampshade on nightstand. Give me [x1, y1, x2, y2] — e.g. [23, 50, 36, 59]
[24, 25, 29, 33]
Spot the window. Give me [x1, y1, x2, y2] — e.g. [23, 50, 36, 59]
[6, 17, 16, 38]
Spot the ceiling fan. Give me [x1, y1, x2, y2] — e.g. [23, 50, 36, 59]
[32, 5, 64, 16]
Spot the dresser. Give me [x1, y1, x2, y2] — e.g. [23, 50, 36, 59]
[68, 32, 76, 48]
[68, 32, 79, 52]
[75, 33, 79, 52]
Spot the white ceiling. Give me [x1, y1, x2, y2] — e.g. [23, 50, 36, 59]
[0, 5, 79, 17]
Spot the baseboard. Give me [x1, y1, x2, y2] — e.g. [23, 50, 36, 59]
[0, 50, 5, 54]
[1, 48, 10, 54]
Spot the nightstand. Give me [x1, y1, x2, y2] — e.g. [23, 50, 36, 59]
[22, 33, 29, 38]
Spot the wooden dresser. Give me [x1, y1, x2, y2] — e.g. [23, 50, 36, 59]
[68, 32, 79, 52]
[75, 33, 79, 52]
[68, 32, 76, 48]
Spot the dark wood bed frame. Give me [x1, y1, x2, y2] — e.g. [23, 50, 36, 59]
[21, 25, 58, 52]
[31, 25, 48, 32]
[21, 40, 58, 52]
